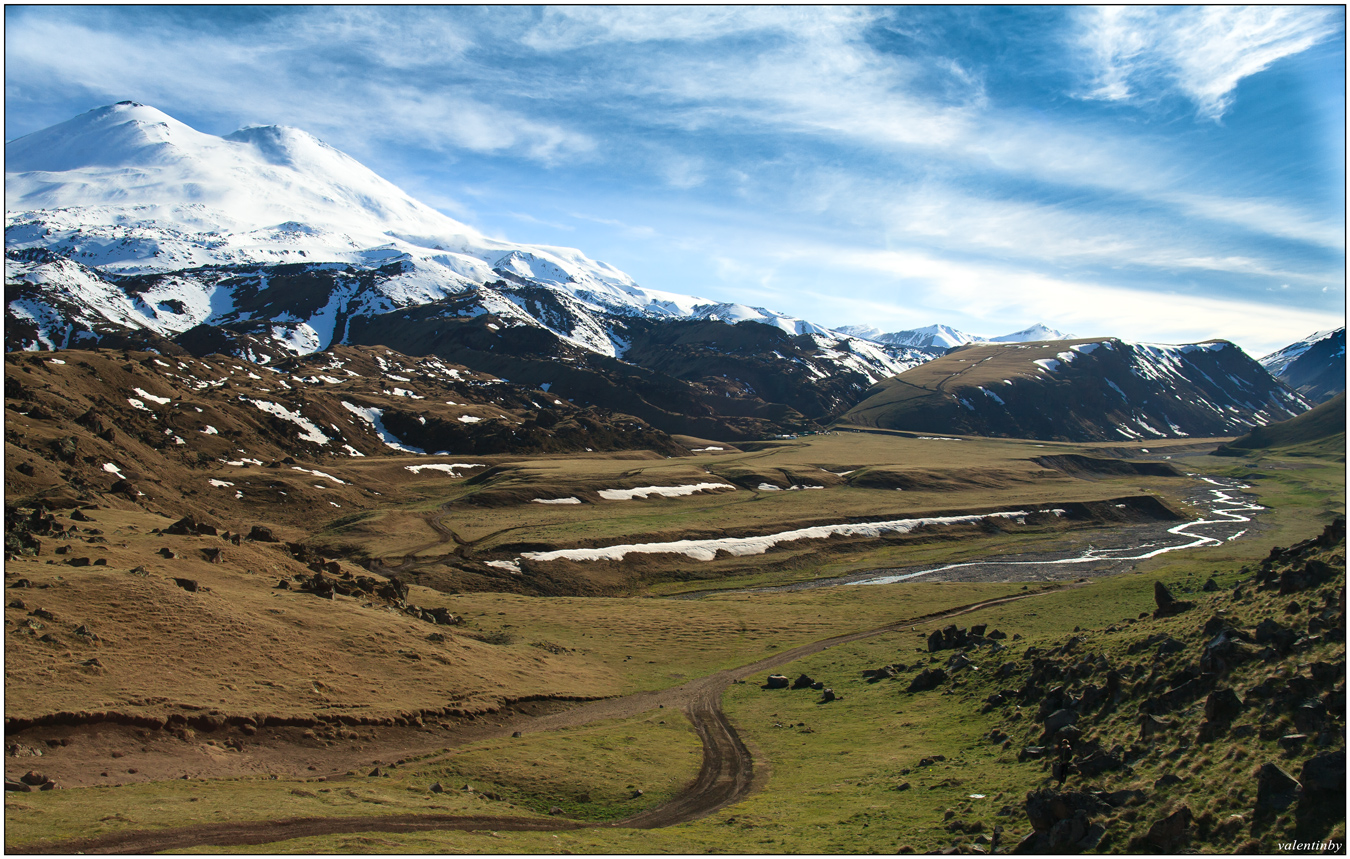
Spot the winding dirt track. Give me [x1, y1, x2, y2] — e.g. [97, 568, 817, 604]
[17, 589, 1066, 854]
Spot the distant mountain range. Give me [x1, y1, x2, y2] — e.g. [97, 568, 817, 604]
[834, 323, 1071, 351]
[4, 103, 1319, 445]
[1259, 328, 1345, 403]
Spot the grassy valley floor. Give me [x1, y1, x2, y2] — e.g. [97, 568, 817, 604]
[5, 439, 1343, 852]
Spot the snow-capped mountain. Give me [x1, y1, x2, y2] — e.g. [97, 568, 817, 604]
[837, 322, 1070, 351]
[5, 103, 933, 438]
[988, 323, 1070, 343]
[844, 338, 1310, 442]
[1259, 328, 1345, 403]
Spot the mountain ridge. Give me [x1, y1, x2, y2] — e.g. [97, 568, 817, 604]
[840, 337, 1309, 442]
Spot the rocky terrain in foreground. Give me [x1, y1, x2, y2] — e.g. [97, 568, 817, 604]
[840, 519, 1347, 853]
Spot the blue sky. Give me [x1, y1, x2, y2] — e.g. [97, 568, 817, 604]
[5, 6, 1344, 355]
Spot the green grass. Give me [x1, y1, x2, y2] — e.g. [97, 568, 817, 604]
[5, 710, 698, 851]
[9, 439, 1341, 853]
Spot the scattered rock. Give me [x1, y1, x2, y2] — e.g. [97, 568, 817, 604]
[248, 525, 279, 542]
[1143, 805, 1192, 852]
[1299, 749, 1345, 796]
[792, 673, 816, 689]
[764, 674, 790, 689]
[1153, 581, 1195, 618]
[430, 781, 444, 793]
[172, 578, 199, 593]
[1044, 708, 1076, 735]
[907, 667, 948, 693]
[1203, 688, 1244, 725]
[1255, 763, 1300, 812]
[1140, 715, 1174, 741]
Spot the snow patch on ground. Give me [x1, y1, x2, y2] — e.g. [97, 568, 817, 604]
[597, 483, 734, 501]
[244, 398, 330, 445]
[291, 466, 347, 485]
[405, 463, 483, 476]
[340, 401, 423, 453]
[533, 497, 581, 505]
[522, 510, 1036, 563]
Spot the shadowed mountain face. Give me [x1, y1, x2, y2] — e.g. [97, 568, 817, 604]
[1260, 328, 1345, 403]
[841, 338, 1310, 442]
[1215, 392, 1346, 459]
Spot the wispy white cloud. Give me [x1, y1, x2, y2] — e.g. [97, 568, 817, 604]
[4, 6, 1342, 350]
[2, 10, 594, 165]
[1074, 6, 1340, 119]
[814, 245, 1342, 355]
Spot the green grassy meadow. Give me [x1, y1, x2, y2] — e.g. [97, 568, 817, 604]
[5, 436, 1342, 853]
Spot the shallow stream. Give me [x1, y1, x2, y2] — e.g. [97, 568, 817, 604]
[722, 475, 1265, 594]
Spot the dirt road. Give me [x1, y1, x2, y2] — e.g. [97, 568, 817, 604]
[17, 590, 1059, 854]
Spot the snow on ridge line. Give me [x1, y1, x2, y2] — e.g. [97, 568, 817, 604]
[521, 510, 1041, 563]
[597, 483, 735, 501]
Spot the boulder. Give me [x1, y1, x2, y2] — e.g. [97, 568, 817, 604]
[907, 667, 947, 693]
[1254, 618, 1298, 654]
[1299, 750, 1345, 796]
[172, 578, 199, 593]
[1204, 688, 1244, 725]
[248, 525, 279, 542]
[1144, 806, 1192, 852]
[764, 674, 790, 689]
[1140, 714, 1174, 741]
[928, 624, 969, 652]
[1153, 581, 1195, 618]
[819, 688, 836, 703]
[1044, 708, 1076, 734]
[1016, 789, 1111, 854]
[1255, 763, 1300, 811]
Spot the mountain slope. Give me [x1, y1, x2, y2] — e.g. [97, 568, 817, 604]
[1260, 328, 1345, 403]
[1214, 392, 1346, 459]
[840, 338, 1310, 442]
[4, 346, 685, 532]
[6, 103, 934, 436]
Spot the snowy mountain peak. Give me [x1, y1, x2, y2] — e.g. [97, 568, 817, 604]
[842, 322, 1071, 349]
[6, 101, 209, 174]
[7, 103, 909, 389]
[989, 323, 1071, 343]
